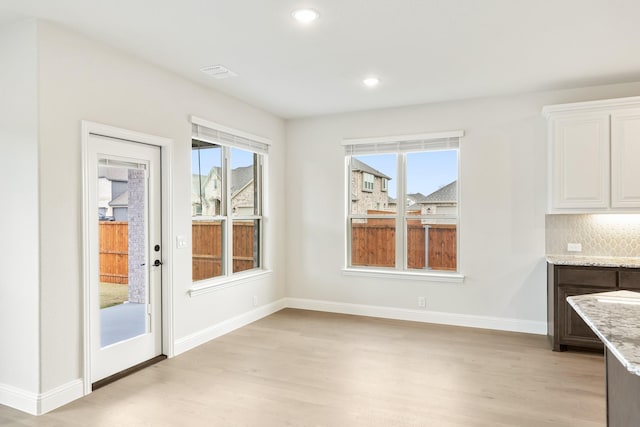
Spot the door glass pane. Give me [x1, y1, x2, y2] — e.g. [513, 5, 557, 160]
[98, 165, 148, 347]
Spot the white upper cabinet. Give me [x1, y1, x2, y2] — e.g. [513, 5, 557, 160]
[611, 109, 640, 208]
[549, 113, 610, 210]
[543, 96, 640, 213]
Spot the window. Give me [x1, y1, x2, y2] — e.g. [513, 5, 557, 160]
[344, 131, 462, 274]
[191, 118, 269, 283]
[363, 172, 374, 192]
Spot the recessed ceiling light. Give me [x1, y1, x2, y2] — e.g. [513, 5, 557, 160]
[292, 9, 319, 24]
[363, 77, 380, 88]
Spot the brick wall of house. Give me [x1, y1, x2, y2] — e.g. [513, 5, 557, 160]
[127, 169, 146, 304]
[351, 172, 392, 214]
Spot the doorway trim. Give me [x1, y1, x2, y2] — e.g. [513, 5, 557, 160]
[81, 121, 174, 395]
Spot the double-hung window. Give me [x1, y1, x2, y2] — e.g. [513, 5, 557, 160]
[191, 117, 268, 284]
[344, 131, 463, 278]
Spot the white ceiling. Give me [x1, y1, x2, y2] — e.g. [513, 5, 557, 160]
[2, 0, 640, 118]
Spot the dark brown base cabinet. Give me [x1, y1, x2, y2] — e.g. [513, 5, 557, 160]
[547, 263, 640, 352]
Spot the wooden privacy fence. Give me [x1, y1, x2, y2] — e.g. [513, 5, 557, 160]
[191, 221, 257, 281]
[100, 221, 257, 284]
[351, 223, 456, 270]
[99, 222, 129, 284]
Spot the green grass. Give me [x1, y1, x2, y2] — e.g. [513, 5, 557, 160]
[100, 282, 129, 309]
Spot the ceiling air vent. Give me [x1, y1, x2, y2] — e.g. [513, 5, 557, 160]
[200, 65, 238, 79]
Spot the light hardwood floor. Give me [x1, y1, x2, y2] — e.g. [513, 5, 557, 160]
[0, 309, 605, 426]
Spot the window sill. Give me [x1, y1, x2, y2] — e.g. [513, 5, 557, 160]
[188, 269, 272, 297]
[341, 267, 464, 283]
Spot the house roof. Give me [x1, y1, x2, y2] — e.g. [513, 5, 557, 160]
[351, 158, 391, 180]
[109, 190, 128, 207]
[406, 192, 428, 204]
[423, 181, 457, 203]
[231, 165, 254, 195]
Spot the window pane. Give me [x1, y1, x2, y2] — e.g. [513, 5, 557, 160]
[192, 141, 222, 216]
[233, 219, 260, 273]
[231, 147, 259, 216]
[405, 150, 458, 214]
[406, 150, 458, 271]
[351, 154, 396, 215]
[192, 219, 225, 280]
[350, 218, 396, 268]
[407, 218, 457, 271]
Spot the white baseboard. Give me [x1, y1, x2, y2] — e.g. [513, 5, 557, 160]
[173, 298, 287, 355]
[39, 379, 84, 415]
[0, 383, 39, 415]
[0, 379, 83, 416]
[285, 298, 547, 335]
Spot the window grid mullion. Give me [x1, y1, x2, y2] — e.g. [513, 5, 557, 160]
[224, 146, 233, 277]
[396, 153, 406, 271]
[346, 156, 353, 268]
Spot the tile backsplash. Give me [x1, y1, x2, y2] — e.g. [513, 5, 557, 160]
[546, 214, 640, 257]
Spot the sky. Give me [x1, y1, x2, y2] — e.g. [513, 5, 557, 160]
[355, 150, 458, 198]
[192, 143, 458, 198]
[192, 145, 254, 175]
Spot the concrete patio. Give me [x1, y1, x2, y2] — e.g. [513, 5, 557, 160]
[100, 303, 146, 347]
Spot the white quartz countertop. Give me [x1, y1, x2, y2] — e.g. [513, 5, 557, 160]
[546, 255, 640, 268]
[567, 290, 640, 376]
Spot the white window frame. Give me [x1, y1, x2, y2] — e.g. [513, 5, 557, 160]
[189, 116, 271, 295]
[343, 130, 465, 283]
[381, 178, 388, 192]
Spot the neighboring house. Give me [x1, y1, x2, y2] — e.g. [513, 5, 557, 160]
[349, 157, 457, 217]
[108, 190, 129, 221]
[419, 180, 457, 215]
[350, 158, 392, 214]
[386, 181, 458, 216]
[398, 181, 458, 216]
[192, 167, 222, 216]
[98, 167, 128, 220]
[192, 165, 256, 216]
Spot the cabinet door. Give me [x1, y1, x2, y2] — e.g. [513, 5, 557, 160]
[611, 109, 640, 208]
[549, 114, 610, 211]
[557, 286, 606, 350]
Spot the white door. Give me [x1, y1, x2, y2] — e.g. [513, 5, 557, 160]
[88, 134, 162, 383]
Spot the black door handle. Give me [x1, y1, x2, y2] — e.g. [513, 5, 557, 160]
[153, 259, 163, 267]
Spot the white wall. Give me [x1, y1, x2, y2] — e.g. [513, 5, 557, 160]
[285, 82, 640, 331]
[36, 22, 286, 393]
[0, 19, 40, 398]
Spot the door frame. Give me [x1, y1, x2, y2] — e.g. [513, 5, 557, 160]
[81, 121, 174, 395]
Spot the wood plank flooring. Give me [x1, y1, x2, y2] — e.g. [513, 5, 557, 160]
[0, 309, 606, 426]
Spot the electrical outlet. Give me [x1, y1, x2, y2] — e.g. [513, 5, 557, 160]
[418, 296, 426, 308]
[253, 295, 258, 307]
[567, 243, 582, 252]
